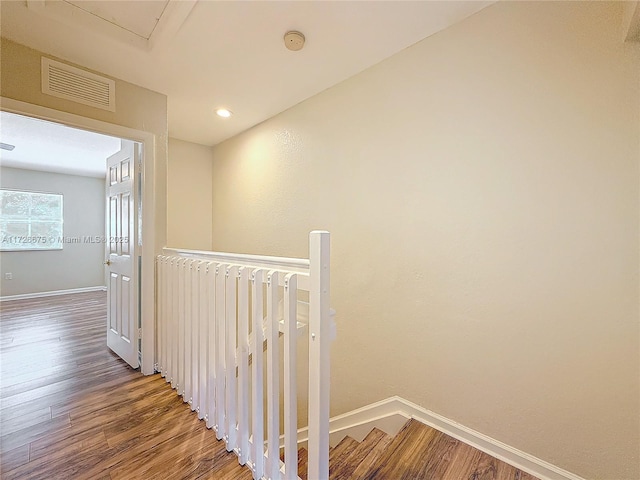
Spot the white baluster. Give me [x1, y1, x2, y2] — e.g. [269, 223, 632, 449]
[284, 273, 298, 480]
[206, 262, 217, 429]
[307, 231, 331, 480]
[226, 265, 239, 451]
[184, 259, 193, 404]
[169, 258, 177, 387]
[266, 270, 280, 480]
[173, 257, 179, 387]
[198, 261, 210, 420]
[251, 269, 265, 479]
[184, 258, 191, 398]
[237, 267, 250, 465]
[215, 263, 227, 440]
[156, 257, 164, 377]
[191, 261, 200, 411]
[161, 257, 168, 378]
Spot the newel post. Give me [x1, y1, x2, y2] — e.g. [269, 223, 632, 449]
[308, 230, 330, 480]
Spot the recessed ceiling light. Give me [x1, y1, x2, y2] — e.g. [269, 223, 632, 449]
[216, 108, 232, 118]
[0, 142, 16, 151]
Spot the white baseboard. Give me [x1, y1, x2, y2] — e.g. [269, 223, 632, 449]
[0, 285, 107, 301]
[295, 396, 585, 480]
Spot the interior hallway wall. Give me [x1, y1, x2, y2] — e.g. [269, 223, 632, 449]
[211, 2, 640, 479]
[168, 137, 213, 250]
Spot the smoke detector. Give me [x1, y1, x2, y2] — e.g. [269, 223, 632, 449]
[284, 31, 305, 51]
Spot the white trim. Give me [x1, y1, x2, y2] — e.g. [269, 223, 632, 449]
[291, 396, 408, 450]
[0, 96, 157, 375]
[26, 0, 196, 52]
[294, 396, 586, 480]
[163, 247, 311, 291]
[147, 1, 198, 51]
[163, 247, 310, 273]
[0, 285, 106, 302]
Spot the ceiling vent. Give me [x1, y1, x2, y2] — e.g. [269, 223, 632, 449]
[41, 57, 116, 112]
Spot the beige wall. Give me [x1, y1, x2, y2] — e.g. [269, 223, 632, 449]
[212, 2, 640, 479]
[168, 138, 213, 249]
[0, 167, 105, 296]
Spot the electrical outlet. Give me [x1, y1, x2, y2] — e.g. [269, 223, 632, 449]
[5, 273, 12, 280]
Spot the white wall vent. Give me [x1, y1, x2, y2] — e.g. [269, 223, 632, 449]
[41, 57, 116, 112]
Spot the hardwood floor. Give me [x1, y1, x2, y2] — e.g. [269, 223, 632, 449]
[353, 420, 539, 480]
[0, 291, 252, 479]
[1, 291, 540, 480]
[291, 420, 541, 480]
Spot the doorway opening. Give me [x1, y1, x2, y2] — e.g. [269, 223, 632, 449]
[0, 109, 146, 370]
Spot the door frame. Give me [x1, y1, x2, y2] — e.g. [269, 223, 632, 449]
[1, 96, 158, 374]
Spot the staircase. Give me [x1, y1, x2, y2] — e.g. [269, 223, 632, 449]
[289, 419, 540, 480]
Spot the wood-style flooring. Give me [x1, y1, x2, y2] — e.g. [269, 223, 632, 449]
[0, 291, 252, 479]
[294, 421, 540, 480]
[341, 421, 539, 480]
[1, 291, 540, 480]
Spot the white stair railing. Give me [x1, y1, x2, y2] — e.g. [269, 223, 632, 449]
[156, 231, 333, 480]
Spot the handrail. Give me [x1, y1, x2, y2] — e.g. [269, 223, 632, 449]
[156, 231, 332, 480]
[163, 247, 310, 274]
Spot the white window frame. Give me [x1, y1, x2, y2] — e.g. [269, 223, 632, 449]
[0, 188, 64, 251]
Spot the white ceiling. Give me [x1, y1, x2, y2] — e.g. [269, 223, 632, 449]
[0, 1, 493, 146]
[64, 0, 170, 40]
[0, 111, 121, 178]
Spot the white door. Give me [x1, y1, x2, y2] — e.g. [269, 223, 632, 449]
[106, 140, 139, 368]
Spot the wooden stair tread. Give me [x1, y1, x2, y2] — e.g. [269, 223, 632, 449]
[329, 436, 359, 461]
[330, 428, 390, 480]
[359, 419, 443, 480]
[328, 436, 359, 478]
[297, 447, 308, 480]
[349, 419, 541, 480]
[364, 428, 387, 441]
[349, 430, 393, 479]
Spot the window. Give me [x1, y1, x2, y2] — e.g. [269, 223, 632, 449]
[0, 189, 64, 251]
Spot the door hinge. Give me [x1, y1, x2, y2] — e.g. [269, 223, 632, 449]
[138, 328, 142, 338]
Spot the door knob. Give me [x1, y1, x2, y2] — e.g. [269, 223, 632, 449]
[104, 260, 111, 266]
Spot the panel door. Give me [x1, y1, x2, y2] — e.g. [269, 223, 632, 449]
[106, 140, 139, 368]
